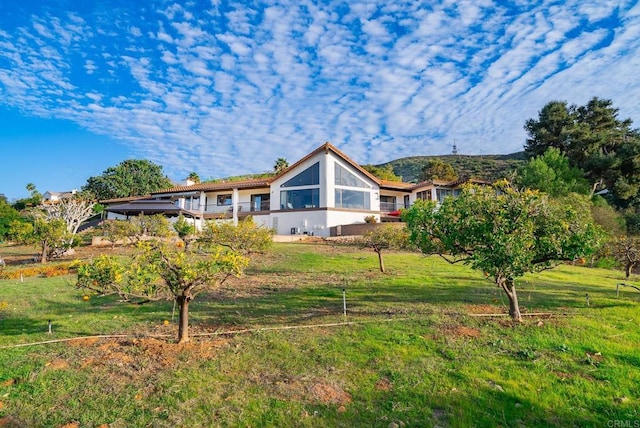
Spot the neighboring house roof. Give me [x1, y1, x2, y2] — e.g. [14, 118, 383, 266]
[100, 195, 152, 204]
[105, 199, 200, 217]
[153, 178, 271, 196]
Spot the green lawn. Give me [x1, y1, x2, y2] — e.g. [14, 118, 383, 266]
[0, 242, 639, 427]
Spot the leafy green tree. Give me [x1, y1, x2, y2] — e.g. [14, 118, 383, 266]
[515, 148, 590, 196]
[524, 97, 640, 208]
[362, 164, 402, 182]
[129, 214, 174, 241]
[420, 159, 458, 182]
[78, 221, 273, 343]
[10, 217, 74, 263]
[173, 215, 198, 250]
[100, 220, 139, 248]
[358, 225, 412, 272]
[199, 217, 273, 255]
[274, 158, 289, 173]
[590, 196, 626, 238]
[524, 100, 574, 157]
[12, 183, 43, 211]
[0, 199, 22, 241]
[82, 159, 173, 200]
[403, 182, 602, 321]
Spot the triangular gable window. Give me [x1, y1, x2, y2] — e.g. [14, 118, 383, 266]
[281, 162, 320, 187]
[335, 163, 367, 188]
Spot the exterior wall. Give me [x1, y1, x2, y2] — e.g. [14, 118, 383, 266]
[330, 221, 405, 237]
[269, 210, 328, 236]
[106, 212, 128, 220]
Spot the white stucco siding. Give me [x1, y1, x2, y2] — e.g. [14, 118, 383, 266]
[270, 210, 329, 236]
[327, 210, 376, 229]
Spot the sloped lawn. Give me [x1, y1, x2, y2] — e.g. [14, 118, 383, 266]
[0, 242, 638, 427]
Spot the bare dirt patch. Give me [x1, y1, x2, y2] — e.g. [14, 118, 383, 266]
[440, 325, 482, 339]
[375, 377, 393, 391]
[466, 304, 505, 315]
[309, 381, 352, 405]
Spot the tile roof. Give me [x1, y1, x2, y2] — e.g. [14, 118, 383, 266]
[100, 195, 152, 204]
[152, 178, 272, 195]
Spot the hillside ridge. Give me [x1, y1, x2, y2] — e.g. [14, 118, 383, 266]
[378, 151, 527, 183]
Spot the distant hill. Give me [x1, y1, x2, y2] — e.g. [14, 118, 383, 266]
[378, 152, 527, 183]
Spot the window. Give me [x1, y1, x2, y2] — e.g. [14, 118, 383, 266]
[280, 189, 319, 210]
[416, 190, 432, 201]
[217, 194, 232, 206]
[404, 195, 410, 208]
[380, 195, 396, 212]
[250, 193, 270, 211]
[436, 189, 460, 203]
[281, 162, 319, 187]
[335, 189, 370, 210]
[335, 163, 367, 188]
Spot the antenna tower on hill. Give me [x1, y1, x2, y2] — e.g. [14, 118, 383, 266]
[452, 141, 458, 155]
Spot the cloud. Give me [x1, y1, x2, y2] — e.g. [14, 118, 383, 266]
[0, 0, 638, 182]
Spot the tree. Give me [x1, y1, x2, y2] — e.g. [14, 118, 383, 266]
[77, 220, 273, 343]
[82, 159, 173, 200]
[199, 217, 273, 255]
[100, 220, 139, 248]
[524, 97, 640, 208]
[524, 101, 574, 157]
[515, 148, 590, 197]
[403, 182, 602, 321]
[187, 172, 201, 184]
[362, 164, 402, 182]
[173, 215, 198, 251]
[358, 225, 411, 272]
[42, 194, 96, 235]
[129, 214, 174, 241]
[10, 217, 74, 263]
[0, 199, 22, 241]
[13, 183, 42, 211]
[420, 159, 458, 182]
[274, 158, 289, 173]
[610, 235, 640, 278]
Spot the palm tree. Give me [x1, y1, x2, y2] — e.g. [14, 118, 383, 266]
[274, 158, 289, 173]
[187, 172, 201, 184]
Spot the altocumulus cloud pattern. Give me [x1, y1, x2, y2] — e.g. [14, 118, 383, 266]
[0, 0, 638, 180]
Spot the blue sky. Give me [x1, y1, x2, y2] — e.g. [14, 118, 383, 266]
[1, 0, 639, 201]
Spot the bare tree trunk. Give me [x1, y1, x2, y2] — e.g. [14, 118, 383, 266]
[177, 295, 191, 344]
[40, 241, 48, 264]
[625, 262, 634, 278]
[499, 277, 522, 322]
[376, 250, 385, 273]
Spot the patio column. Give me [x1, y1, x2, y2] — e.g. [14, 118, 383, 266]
[232, 188, 239, 226]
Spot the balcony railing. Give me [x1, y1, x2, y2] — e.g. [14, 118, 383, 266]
[380, 202, 406, 213]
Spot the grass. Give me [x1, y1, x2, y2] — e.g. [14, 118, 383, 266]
[0, 242, 639, 427]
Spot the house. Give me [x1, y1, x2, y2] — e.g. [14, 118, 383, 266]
[103, 142, 488, 237]
[43, 189, 77, 204]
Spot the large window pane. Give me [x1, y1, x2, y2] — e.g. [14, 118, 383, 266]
[280, 189, 319, 209]
[335, 189, 370, 209]
[335, 163, 367, 188]
[217, 194, 232, 206]
[281, 162, 320, 187]
[250, 193, 270, 211]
